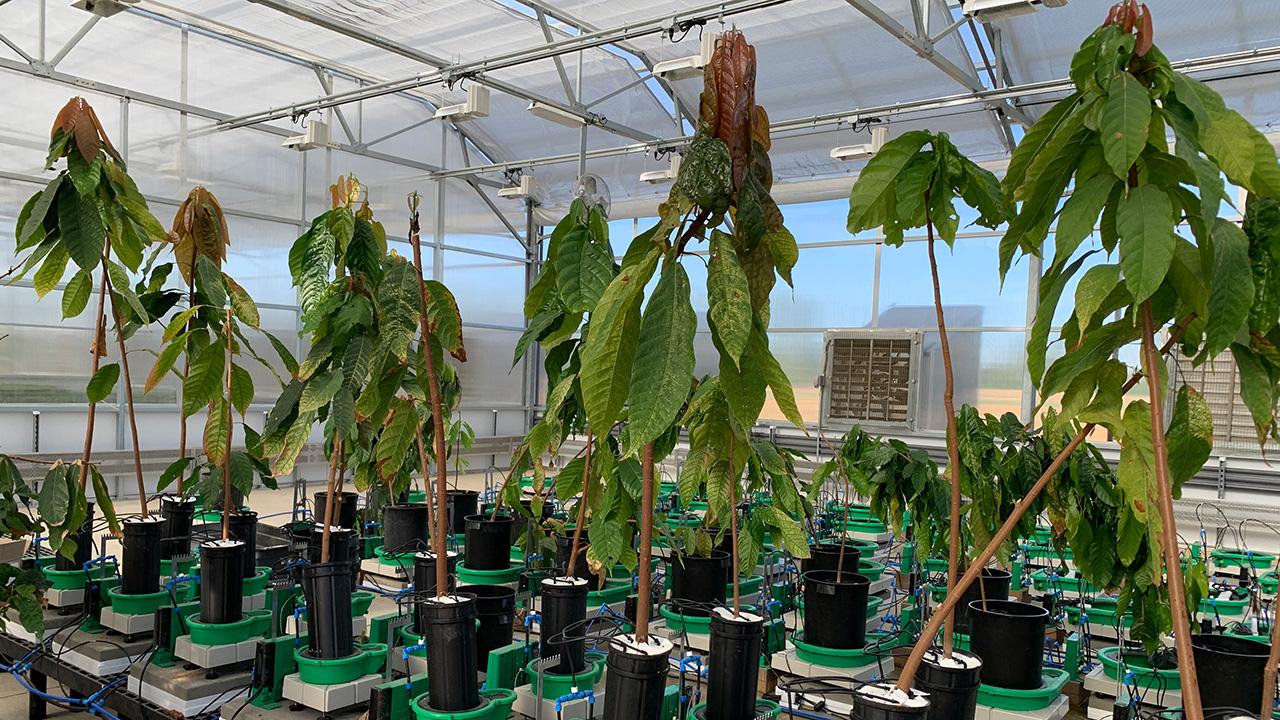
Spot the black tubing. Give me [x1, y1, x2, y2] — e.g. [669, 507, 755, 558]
[550, 530, 588, 579]
[200, 540, 245, 625]
[413, 551, 458, 635]
[382, 504, 431, 555]
[467, 584, 517, 663]
[301, 561, 354, 660]
[540, 576, 589, 674]
[121, 517, 165, 595]
[954, 568, 1011, 634]
[603, 637, 673, 720]
[707, 611, 763, 720]
[850, 686, 931, 720]
[55, 502, 95, 571]
[917, 651, 982, 720]
[422, 595, 480, 712]
[464, 515, 514, 571]
[1192, 634, 1271, 715]
[669, 551, 731, 616]
[802, 543, 862, 575]
[801, 570, 870, 649]
[446, 490, 479, 535]
[227, 510, 259, 579]
[314, 491, 359, 530]
[307, 526, 360, 595]
[159, 496, 195, 560]
[967, 599, 1048, 690]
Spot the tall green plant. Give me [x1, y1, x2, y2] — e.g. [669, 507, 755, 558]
[996, 2, 1280, 715]
[846, 130, 1007, 655]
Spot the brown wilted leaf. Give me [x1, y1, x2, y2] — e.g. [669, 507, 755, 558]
[710, 31, 757, 191]
[171, 186, 229, 283]
[50, 97, 121, 165]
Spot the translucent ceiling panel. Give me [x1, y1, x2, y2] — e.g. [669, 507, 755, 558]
[57, 14, 182, 100]
[185, 125, 304, 218]
[186, 30, 324, 122]
[1, 70, 120, 177]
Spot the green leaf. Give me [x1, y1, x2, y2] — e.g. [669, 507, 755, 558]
[760, 339, 806, 431]
[1205, 220, 1254, 356]
[766, 227, 799, 287]
[38, 465, 70, 526]
[183, 340, 226, 417]
[766, 505, 809, 556]
[299, 370, 343, 413]
[89, 465, 119, 535]
[847, 131, 933, 233]
[294, 227, 335, 316]
[106, 262, 148, 321]
[1003, 93, 1082, 197]
[555, 229, 614, 314]
[1043, 320, 1138, 397]
[514, 300, 562, 367]
[195, 255, 227, 309]
[1117, 185, 1175, 304]
[626, 261, 696, 453]
[145, 340, 183, 393]
[86, 363, 120, 403]
[707, 231, 752, 367]
[156, 457, 192, 494]
[33, 243, 70, 298]
[1230, 343, 1275, 447]
[1055, 175, 1117, 262]
[1028, 254, 1091, 387]
[331, 387, 357, 443]
[204, 397, 230, 465]
[375, 398, 418, 484]
[1166, 386, 1213, 497]
[1074, 263, 1122, 333]
[1100, 72, 1152, 179]
[263, 330, 299, 376]
[231, 364, 254, 415]
[61, 269, 92, 319]
[17, 175, 62, 250]
[525, 266, 558, 319]
[66, 149, 101, 198]
[226, 275, 260, 328]
[424, 279, 466, 362]
[58, 184, 105, 272]
[1202, 108, 1257, 186]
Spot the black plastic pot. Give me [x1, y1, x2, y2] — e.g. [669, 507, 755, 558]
[967, 599, 1048, 690]
[413, 551, 458, 635]
[540, 576, 589, 674]
[468, 584, 517, 663]
[603, 635, 674, 720]
[802, 570, 870, 649]
[121, 516, 165, 595]
[1192, 634, 1271, 715]
[850, 684, 931, 720]
[200, 540, 245, 625]
[555, 531, 602, 589]
[464, 514, 514, 571]
[447, 490, 479, 535]
[159, 496, 195, 560]
[803, 542, 862, 575]
[55, 502, 95, 571]
[707, 610, 763, 720]
[313, 491, 359, 530]
[307, 526, 360, 596]
[954, 568, 1012, 634]
[917, 650, 982, 720]
[669, 551, 731, 616]
[382, 503, 431, 555]
[226, 510, 258, 579]
[422, 595, 480, 712]
[301, 561, 354, 660]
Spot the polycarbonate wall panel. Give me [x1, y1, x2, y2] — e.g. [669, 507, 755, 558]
[444, 251, 525, 329]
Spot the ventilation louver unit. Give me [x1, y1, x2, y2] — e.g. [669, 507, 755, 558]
[1173, 347, 1260, 457]
[820, 330, 921, 430]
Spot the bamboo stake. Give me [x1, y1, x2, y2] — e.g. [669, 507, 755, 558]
[925, 205, 962, 658]
[220, 307, 234, 539]
[566, 431, 593, 581]
[1139, 301, 1203, 720]
[895, 325, 1189, 691]
[636, 442, 656, 641]
[78, 239, 112, 492]
[729, 432, 741, 616]
[103, 270, 149, 516]
[319, 438, 343, 563]
[1262, 599, 1280, 714]
[413, 418, 436, 552]
[178, 275, 194, 492]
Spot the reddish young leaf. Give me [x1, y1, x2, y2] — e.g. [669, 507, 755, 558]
[1135, 4, 1153, 56]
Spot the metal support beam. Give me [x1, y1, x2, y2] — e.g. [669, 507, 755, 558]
[314, 67, 357, 145]
[0, 31, 33, 63]
[218, 0, 793, 131]
[245, 0, 659, 143]
[456, 133, 526, 247]
[47, 15, 99, 68]
[534, 8, 578, 105]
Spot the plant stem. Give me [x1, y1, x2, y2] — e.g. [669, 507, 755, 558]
[636, 442, 655, 641]
[895, 323, 1190, 692]
[729, 432, 740, 616]
[220, 307, 234, 538]
[566, 431, 593, 581]
[413, 416, 435, 548]
[178, 275, 194, 493]
[837, 474, 851, 577]
[78, 241, 112, 492]
[319, 438, 343, 563]
[103, 271, 149, 517]
[925, 214, 962, 658]
[1138, 301, 1203, 720]
[1263, 600, 1280, 713]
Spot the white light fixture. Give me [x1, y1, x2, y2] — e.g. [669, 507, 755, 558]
[639, 154, 681, 185]
[830, 126, 889, 162]
[434, 85, 490, 121]
[497, 175, 536, 200]
[71, 0, 137, 17]
[962, 0, 1067, 21]
[526, 101, 585, 128]
[281, 120, 330, 151]
[652, 32, 720, 82]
